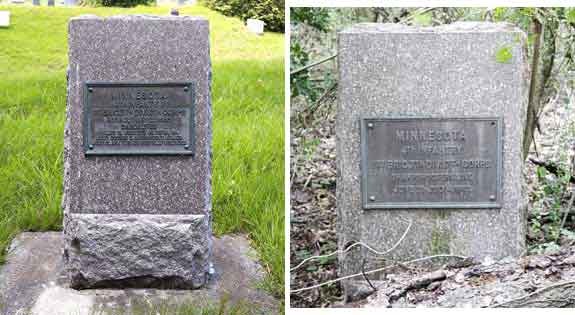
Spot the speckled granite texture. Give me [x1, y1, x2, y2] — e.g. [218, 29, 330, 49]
[63, 15, 212, 288]
[336, 22, 529, 300]
[64, 214, 210, 289]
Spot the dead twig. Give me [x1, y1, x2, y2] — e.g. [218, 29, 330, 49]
[294, 81, 337, 127]
[303, 174, 313, 188]
[489, 280, 575, 308]
[290, 8, 437, 77]
[290, 220, 413, 272]
[290, 54, 337, 76]
[397, 7, 435, 24]
[387, 270, 447, 302]
[405, 270, 447, 290]
[290, 254, 467, 293]
[362, 259, 377, 293]
[558, 157, 575, 239]
[305, 82, 337, 116]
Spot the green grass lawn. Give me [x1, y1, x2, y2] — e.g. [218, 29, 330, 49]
[0, 5, 284, 297]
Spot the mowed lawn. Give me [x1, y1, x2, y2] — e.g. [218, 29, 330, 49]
[0, 6, 284, 296]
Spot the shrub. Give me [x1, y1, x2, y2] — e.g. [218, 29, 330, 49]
[203, 0, 285, 33]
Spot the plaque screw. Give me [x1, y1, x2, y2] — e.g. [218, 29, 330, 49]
[369, 196, 375, 201]
[491, 121, 496, 126]
[88, 88, 93, 93]
[489, 195, 496, 201]
[184, 86, 189, 92]
[184, 144, 190, 150]
[367, 123, 374, 129]
[88, 144, 94, 150]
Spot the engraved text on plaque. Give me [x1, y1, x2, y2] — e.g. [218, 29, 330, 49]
[361, 117, 502, 209]
[83, 82, 194, 155]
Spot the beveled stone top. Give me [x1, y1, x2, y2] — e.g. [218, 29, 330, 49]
[340, 22, 522, 34]
[69, 14, 208, 21]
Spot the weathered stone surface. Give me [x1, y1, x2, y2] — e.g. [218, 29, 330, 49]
[0, 233, 62, 314]
[337, 22, 529, 300]
[64, 214, 210, 289]
[63, 15, 212, 289]
[0, 232, 279, 315]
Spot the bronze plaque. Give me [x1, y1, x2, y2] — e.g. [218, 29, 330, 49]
[361, 117, 502, 209]
[83, 82, 194, 155]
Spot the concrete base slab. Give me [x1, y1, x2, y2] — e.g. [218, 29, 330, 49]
[0, 232, 279, 315]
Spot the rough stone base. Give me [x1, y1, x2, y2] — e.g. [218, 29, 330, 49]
[0, 232, 279, 315]
[64, 214, 211, 289]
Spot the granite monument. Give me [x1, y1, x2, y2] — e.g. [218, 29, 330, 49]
[336, 22, 528, 299]
[63, 15, 212, 289]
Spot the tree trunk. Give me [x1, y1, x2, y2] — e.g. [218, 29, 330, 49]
[523, 18, 543, 159]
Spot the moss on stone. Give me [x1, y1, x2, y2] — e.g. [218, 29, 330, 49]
[495, 46, 513, 63]
[430, 228, 451, 255]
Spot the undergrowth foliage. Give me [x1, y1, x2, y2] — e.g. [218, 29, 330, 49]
[289, 8, 330, 103]
[532, 166, 567, 245]
[529, 158, 575, 253]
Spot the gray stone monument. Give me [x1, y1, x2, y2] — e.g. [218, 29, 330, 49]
[47, 0, 54, 6]
[33, 0, 40, 6]
[63, 15, 212, 289]
[337, 22, 528, 299]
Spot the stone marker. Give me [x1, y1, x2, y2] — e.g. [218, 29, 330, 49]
[247, 18, 265, 35]
[64, 15, 212, 289]
[0, 11, 9, 27]
[47, 0, 54, 6]
[33, 0, 40, 6]
[157, 0, 197, 7]
[336, 22, 528, 299]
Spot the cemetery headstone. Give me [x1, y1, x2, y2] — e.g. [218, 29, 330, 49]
[64, 15, 212, 289]
[47, 0, 54, 6]
[246, 19, 265, 35]
[336, 22, 528, 299]
[0, 11, 9, 27]
[157, 0, 197, 7]
[33, 0, 40, 6]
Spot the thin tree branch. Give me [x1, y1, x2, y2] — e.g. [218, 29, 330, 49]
[290, 254, 467, 293]
[290, 54, 337, 76]
[489, 280, 575, 308]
